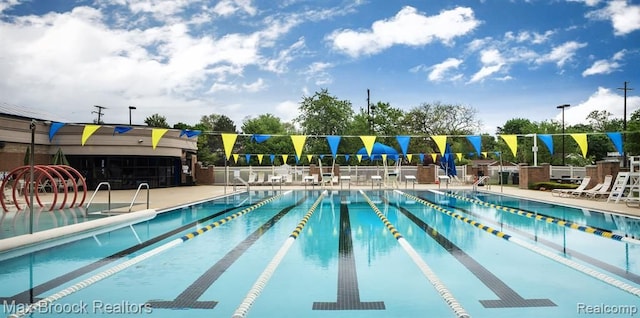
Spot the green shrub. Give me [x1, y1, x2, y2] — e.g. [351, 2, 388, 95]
[530, 182, 578, 191]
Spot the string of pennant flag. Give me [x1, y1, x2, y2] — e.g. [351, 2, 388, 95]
[47, 122, 624, 162]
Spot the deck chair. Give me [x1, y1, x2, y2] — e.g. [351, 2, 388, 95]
[321, 173, 333, 188]
[552, 176, 591, 197]
[584, 175, 613, 199]
[255, 172, 265, 185]
[247, 173, 258, 185]
[386, 172, 399, 188]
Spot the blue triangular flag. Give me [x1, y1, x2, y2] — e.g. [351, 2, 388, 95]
[606, 132, 623, 155]
[538, 134, 554, 155]
[113, 126, 133, 135]
[49, 122, 65, 141]
[326, 136, 341, 157]
[466, 135, 482, 155]
[180, 129, 202, 138]
[251, 134, 271, 143]
[245, 154, 251, 164]
[396, 136, 410, 156]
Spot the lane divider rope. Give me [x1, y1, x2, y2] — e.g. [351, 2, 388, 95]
[232, 190, 327, 318]
[361, 190, 470, 318]
[438, 190, 640, 245]
[8, 191, 291, 318]
[396, 190, 640, 298]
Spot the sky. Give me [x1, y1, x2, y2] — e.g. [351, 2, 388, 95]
[0, 0, 639, 134]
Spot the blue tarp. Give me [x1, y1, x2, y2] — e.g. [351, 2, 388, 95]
[439, 143, 457, 177]
[357, 142, 399, 161]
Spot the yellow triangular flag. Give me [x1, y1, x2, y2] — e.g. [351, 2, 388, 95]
[257, 154, 264, 164]
[360, 136, 376, 157]
[431, 135, 447, 155]
[481, 152, 488, 158]
[290, 135, 306, 159]
[307, 154, 313, 163]
[81, 125, 101, 146]
[282, 154, 289, 164]
[571, 133, 588, 158]
[232, 154, 239, 164]
[151, 128, 168, 149]
[407, 154, 413, 163]
[456, 153, 462, 161]
[500, 135, 518, 157]
[357, 154, 363, 163]
[221, 133, 238, 160]
[431, 153, 438, 162]
[381, 154, 387, 162]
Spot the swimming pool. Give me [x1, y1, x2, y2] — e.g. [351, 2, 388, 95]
[1, 189, 639, 317]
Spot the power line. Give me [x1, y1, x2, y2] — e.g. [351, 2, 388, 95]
[92, 105, 107, 123]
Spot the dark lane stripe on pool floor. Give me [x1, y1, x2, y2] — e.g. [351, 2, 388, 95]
[384, 197, 556, 308]
[313, 199, 385, 310]
[147, 195, 307, 309]
[2, 202, 255, 304]
[421, 195, 640, 285]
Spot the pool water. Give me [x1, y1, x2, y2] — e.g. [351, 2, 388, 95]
[0, 189, 638, 317]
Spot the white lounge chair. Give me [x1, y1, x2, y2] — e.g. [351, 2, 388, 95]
[552, 176, 591, 197]
[584, 175, 613, 199]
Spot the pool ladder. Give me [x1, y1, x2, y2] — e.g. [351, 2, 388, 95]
[473, 176, 491, 191]
[86, 182, 111, 213]
[128, 182, 150, 212]
[85, 182, 150, 213]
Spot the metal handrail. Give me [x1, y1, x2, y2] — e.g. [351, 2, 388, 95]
[128, 183, 149, 212]
[86, 182, 111, 213]
[472, 176, 490, 191]
[234, 175, 250, 192]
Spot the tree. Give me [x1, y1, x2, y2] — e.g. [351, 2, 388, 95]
[240, 114, 294, 165]
[586, 110, 622, 132]
[173, 122, 192, 130]
[295, 89, 355, 159]
[402, 102, 481, 136]
[197, 114, 237, 166]
[144, 113, 170, 128]
[626, 109, 640, 156]
[496, 118, 537, 163]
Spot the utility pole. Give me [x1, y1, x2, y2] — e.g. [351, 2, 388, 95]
[92, 105, 106, 124]
[618, 81, 633, 168]
[367, 89, 371, 133]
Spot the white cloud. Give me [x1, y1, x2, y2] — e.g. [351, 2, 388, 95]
[303, 62, 333, 86]
[582, 49, 626, 76]
[427, 58, 463, 82]
[566, 0, 602, 7]
[274, 100, 299, 122]
[557, 87, 640, 126]
[213, 0, 257, 17]
[126, 0, 192, 23]
[0, 0, 20, 14]
[263, 37, 305, 73]
[328, 6, 480, 57]
[0, 2, 298, 125]
[586, 0, 640, 36]
[535, 41, 587, 67]
[243, 78, 266, 92]
[504, 30, 554, 44]
[468, 49, 505, 83]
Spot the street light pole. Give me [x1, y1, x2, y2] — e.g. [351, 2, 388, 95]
[557, 104, 570, 166]
[128, 106, 136, 125]
[618, 81, 633, 168]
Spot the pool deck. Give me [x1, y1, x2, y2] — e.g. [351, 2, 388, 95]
[81, 183, 640, 218]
